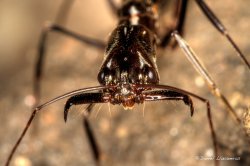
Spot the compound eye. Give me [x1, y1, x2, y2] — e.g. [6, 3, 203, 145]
[98, 68, 118, 85]
[143, 66, 159, 84]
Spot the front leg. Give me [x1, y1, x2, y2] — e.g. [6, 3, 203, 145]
[34, 23, 106, 105]
[195, 0, 250, 70]
[160, 0, 188, 48]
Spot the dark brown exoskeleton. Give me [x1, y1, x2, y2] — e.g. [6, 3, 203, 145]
[5, 0, 250, 166]
[96, 1, 160, 108]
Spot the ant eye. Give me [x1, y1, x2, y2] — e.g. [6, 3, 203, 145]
[128, 66, 159, 84]
[143, 66, 159, 84]
[97, 69, 106, 84]
[98, 67, 119, 85]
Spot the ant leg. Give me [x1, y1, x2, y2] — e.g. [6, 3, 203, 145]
[34, 23, 105, 105]
[84, 104, 101, 165]
[172, 31, 250, 143]
[32, 0, 106, 136]
[31, 23, 106, 137]
[172, 31, 240, 123]
[143, 86, 218, 166]
[160, 0, 188, 48]
[195, 0, 250, 70]
[29, 1, 106, 163]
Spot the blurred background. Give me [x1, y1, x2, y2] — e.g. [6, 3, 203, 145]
[0, 0, 249, 166]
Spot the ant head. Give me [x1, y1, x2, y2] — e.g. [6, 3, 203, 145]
[98, 25, 159, 86]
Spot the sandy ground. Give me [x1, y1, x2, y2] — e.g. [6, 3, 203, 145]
[0, 0, 250, 166]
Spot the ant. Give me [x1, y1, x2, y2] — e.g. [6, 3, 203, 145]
[2, 0, 250, 166]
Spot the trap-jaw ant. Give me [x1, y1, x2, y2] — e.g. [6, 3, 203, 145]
[4, 0, 250, 166]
